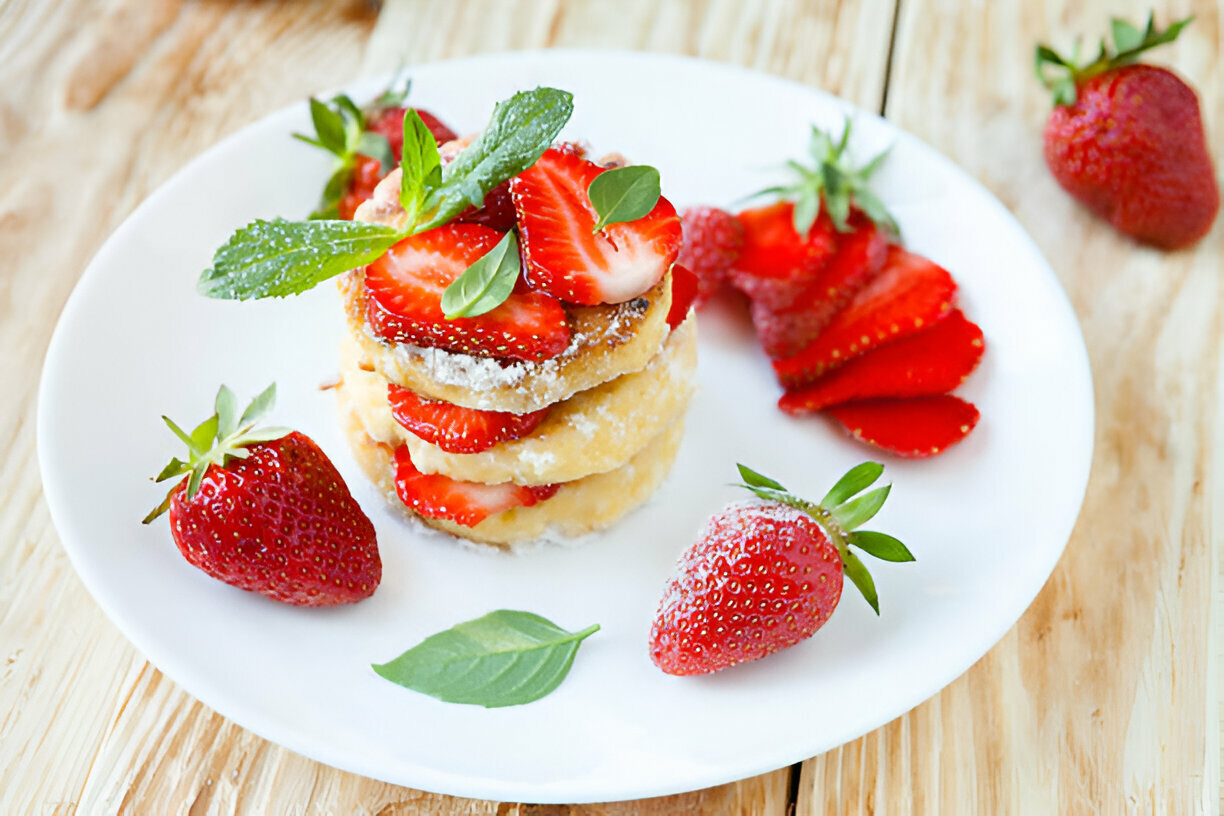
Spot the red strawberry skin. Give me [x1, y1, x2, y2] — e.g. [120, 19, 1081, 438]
[511, 147, 682, 305]
[677, 206, 743, 307]
[365, 223, 571, 362]
[367, 106, 458, 161]
[772, 247, 957, 388]
[168, 432, 380, 606]
[666, 264, 698, 330]
[387, 384, 549, 453]
[1044, 65, 1219, 249]
[751, 214, 888, 358]
[338, 155, 384, 221]
[650, 500, 844, 676]
[392, 446, 559, 527]
[779, 309, 984, 414]
[827, 395, 980, 458]
[729, 202, 838, 310]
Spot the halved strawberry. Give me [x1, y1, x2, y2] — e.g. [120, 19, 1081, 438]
[392, 446, 560, 527]
[729, 202, 838, 310]
[667, 264, 698, 330]
[827, 395, 980, 458]
[779, 309, 984, 414]
[772, 247, 957, 388]
[751, 214, 887, 358]
[677, 206, 743, 307]
[364, 223, 571, 362]
[510, 147, 682, 305]
[387, 384, 549, 453]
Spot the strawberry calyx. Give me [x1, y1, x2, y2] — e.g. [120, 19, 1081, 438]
[142, 384, 291, 523]
[733, 462, 913, 613]
[749, 119, 897, 238]
[1035, 12, 1193, 106]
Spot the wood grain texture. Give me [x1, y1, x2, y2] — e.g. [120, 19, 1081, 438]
[0, 0, 896, 813]
[796, 1, 1222, 814]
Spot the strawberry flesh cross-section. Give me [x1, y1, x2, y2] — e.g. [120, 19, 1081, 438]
[392, 446, 560, 527]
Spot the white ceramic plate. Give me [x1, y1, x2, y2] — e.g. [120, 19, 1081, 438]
[38, 51, 1093, 803]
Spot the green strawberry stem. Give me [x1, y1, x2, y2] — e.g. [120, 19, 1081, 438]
[1035, 12, 1193, 106]
[747, 118, 897, 237]
[734, 462, 914, 614]
[143, 384, 291, 524]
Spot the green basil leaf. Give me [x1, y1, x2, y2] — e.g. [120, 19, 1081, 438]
[198, 218, 401, 300]
[842, 549, 880, 614]
[736, 463, 786, 492]
[308, 97, 347, 156]
[588, 165, 661, 232]
[372, 610, 600, 708]
[819, 462, 883, 509]
[440, 231, 520, 319]
[832, 485, 891, 530]
[847, 530, 914, 563]
[400, 109, 443, 223]
[417, 87, 573, 233]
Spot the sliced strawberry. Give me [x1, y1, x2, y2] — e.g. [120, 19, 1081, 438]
[827, 395, 980, 458]
[392, 445, 559, 527]
[511, 147, 682, 305]
[667, 264, 698, 330]
[729, 202, 838, 310]
[387, 384, 549, 453]
[772, 247, 957, 388]
[751, 215, 887, 358]
[454, 180, 517, 232]
[779, 310, 984, 414]
[677, 206, 743, 307]
[365, 223, 571, 362]
[367, 106, 458, 161]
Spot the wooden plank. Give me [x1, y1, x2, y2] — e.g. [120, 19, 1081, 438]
[0, 0, 900, 813]
[796, 1, 1222, 813]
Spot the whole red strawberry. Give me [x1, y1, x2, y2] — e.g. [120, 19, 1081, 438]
[143, 385, 380, 606]
[650, 463, 913, 675]
[1037, 14, 1218, 249]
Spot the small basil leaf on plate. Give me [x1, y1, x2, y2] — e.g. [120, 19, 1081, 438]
[198, 218, 401, 300]
[417, 86, 573, 233]
[440, 230, 520, 319]
[588, 165, 661, 232]
[372, 610, 600, 708]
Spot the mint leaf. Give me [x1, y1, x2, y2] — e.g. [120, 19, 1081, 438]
[399, 109, 443, 225]
[308, 97, 348, 156]
[417, 87, 573, 233]
[588, 165, 661, 232]
[198, 219, 401, 300]
[440, 231, 520, 319]
[819, 462, 883, 509]
[372, 610, 599, 707]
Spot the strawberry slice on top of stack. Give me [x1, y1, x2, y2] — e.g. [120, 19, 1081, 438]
[679, 121, 985, 458]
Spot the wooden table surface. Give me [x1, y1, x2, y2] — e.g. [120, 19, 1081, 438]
[2, 0, 1220, 813]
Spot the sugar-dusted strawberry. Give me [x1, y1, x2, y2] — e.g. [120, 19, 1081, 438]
[730, 202, 838, 310]
[828, 395, 980, 458]
[365, 223, 571, 362]
[772, 247, 957, 388]
[666, 264, 698, 331]
[677, 206, 743, 307]
[511, 146, 682, 305]
[750, 212, 888, 358]
[392, 445, 560, 527]
[388, 384, 549, 453]
[650, 462, 913, 675]
[143, 385, 380, 606]
[1037, 14, 1218, 249]
[779, 309, 984, 414]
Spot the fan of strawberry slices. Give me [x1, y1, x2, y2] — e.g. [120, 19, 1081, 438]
[678, 121, 985, 458]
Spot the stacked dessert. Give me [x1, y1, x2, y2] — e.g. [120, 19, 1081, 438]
[335, 144, 696, 547]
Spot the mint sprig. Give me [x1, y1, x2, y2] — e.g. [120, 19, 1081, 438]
[1035, 13, 1192, 106]
[734, 462, 913, 614]
[373, 610, 599, 707]
[201, 86, 574, 303]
